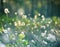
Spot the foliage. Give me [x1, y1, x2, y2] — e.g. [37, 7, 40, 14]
[0, 14, 60, 47]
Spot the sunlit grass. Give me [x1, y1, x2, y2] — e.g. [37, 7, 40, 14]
[0, 13, 60, 47]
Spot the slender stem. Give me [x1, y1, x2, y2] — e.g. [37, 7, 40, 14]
[6, 14, 8, 23]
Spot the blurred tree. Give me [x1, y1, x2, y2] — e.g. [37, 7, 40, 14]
[0, 0, 4, 14]
[52, 0, 60, 17]
[43, 0, 60, 17]
[46, 0, 52, 17]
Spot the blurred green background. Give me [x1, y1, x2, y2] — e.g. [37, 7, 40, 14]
[0, 0, 60, 47]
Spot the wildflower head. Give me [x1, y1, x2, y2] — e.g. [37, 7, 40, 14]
[41, 15, 45, 21]
[22, 15, 27, 19]
[34, 15, 37, 19]
[4, 8, 10, 14]
[38, 13, 41, 16]
[19, 32, 25, 39]
[15, 12, 17, 15]
[18, 8, 24, 16]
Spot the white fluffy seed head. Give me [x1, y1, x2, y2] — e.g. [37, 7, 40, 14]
[47, 33, 56, 42]
[4, 8, 10, 14]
